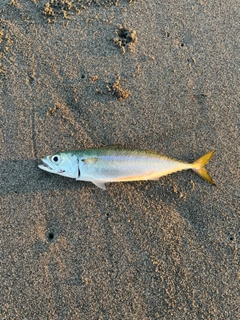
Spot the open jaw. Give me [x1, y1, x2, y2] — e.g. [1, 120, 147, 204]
[38, 159, 65, 174]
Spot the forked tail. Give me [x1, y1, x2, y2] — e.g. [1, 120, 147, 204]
[192, 150, 216, 185]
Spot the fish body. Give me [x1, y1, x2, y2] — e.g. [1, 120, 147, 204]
[38, 145, 216, 190]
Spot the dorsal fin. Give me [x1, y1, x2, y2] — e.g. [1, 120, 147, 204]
[99, 144, 122, 150]
[144, 149, 160, 155]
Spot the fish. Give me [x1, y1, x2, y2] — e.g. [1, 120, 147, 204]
[38, 145, 216, 190]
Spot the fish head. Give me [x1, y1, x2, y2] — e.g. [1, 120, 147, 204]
[38, 152, 79, 179]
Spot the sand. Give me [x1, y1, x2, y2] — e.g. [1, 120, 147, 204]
[0, 0, 239, 319]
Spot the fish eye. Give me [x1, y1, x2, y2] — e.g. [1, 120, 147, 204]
[51, 155, 61, 164]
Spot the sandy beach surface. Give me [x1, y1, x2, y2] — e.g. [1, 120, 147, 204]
[0, 0, 239, 319]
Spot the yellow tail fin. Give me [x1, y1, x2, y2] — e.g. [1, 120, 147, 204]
[192, 150, 216, 185]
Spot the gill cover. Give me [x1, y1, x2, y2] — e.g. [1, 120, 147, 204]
[38, 152, 79, 179]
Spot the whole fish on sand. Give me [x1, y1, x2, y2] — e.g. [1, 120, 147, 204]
[38, 145, 216, 190]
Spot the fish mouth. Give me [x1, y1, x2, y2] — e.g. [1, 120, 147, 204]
[38, 159, 65, 174]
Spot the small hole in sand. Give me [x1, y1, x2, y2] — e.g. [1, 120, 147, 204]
[47, 232, 55, 241]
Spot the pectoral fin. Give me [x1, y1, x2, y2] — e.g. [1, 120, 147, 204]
[92, 181, 107, 190]
[82, 158, 98, 165]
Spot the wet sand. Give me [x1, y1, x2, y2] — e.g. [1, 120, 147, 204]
[0, 1, 239, 319]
